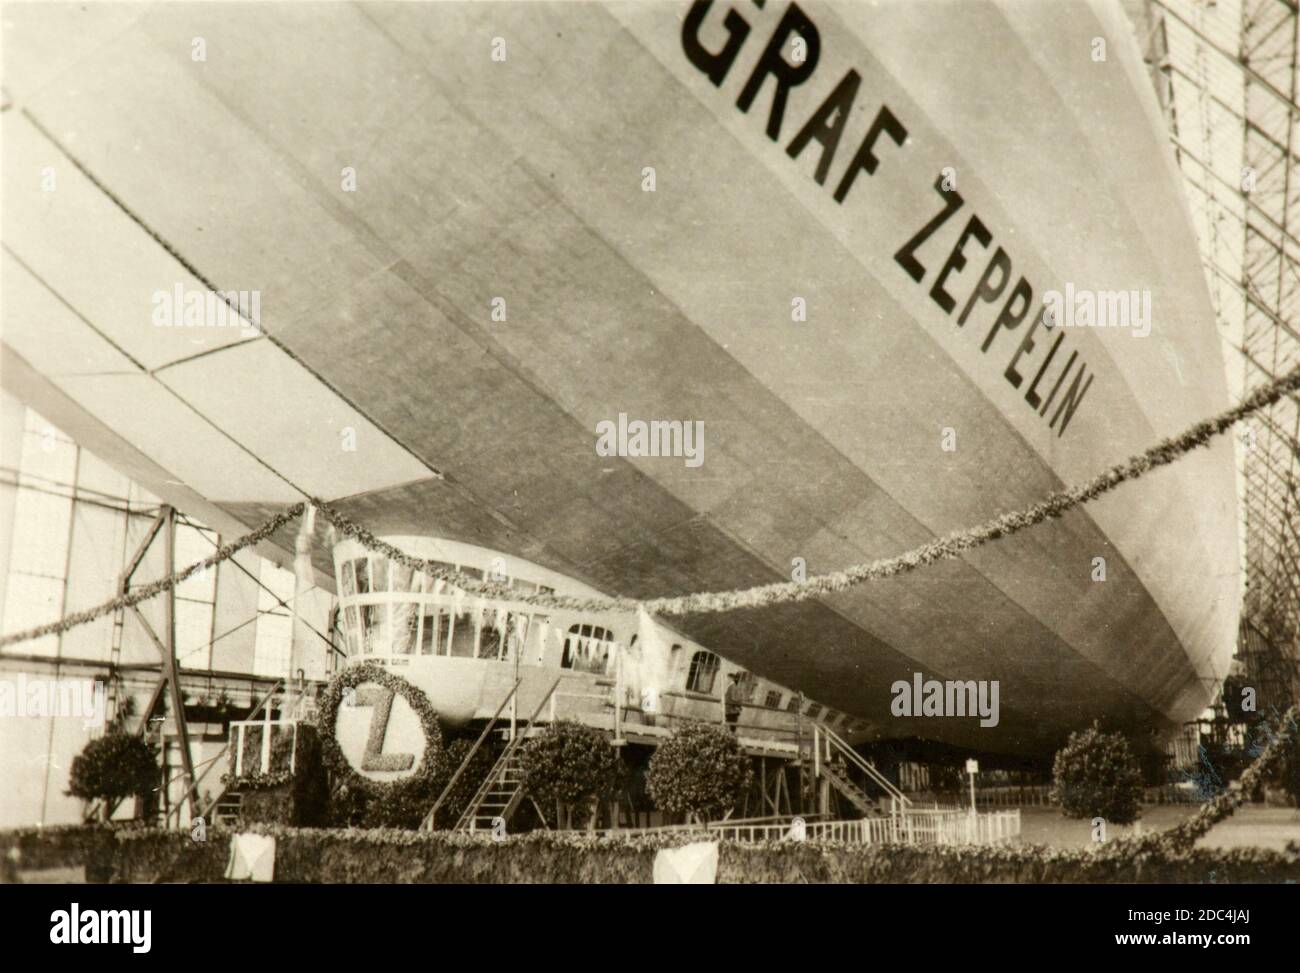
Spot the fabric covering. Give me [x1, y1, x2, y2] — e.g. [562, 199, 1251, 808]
[653, 841, 718, 884]
[226, 832, 276, 882]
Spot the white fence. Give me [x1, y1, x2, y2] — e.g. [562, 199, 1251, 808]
[973, 785, 1054, 807]
[702, 809, 1020, 846]
[897, 808, 1020, 845]
[228, 719, 299, 777]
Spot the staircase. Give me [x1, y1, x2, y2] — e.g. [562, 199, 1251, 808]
[424, 675, 563, 832]
[813, 722, 911, 820]
[214, 792, 243, 827]
[456, 746, 526, 832]
[822, 760, 890, 817]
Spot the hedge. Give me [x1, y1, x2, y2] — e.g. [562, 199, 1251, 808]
[6, 824, 1299, 884]
[0, 824, 137, 883]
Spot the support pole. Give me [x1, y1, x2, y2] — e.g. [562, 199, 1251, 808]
[161, 507, 199, 821]
[613, 642, 624, 744]
[287, 503, 317, 718]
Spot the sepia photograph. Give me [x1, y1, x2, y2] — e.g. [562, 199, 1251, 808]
[0, 0, 1298, 943]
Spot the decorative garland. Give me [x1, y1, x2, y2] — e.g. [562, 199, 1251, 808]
[222, 770, 295, 792]
[314, 360, 1300, 617]
[221, 729, 300, 792]
[312, 500, 640, 615]
[0, 363, 1296, 641]
[0, 503, 305, 649]
[317, 664, 443, 800]
[1102, 703, 1300, 859]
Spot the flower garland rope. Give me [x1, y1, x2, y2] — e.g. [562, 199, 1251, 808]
[1102, 703, 1300, 859]
[638, 363, 1300, 616]
[0, 503, 305, 650]
[319, 360, 1300, 618]
[0, 362, 1296, 649]
[310, 501, 642, 615]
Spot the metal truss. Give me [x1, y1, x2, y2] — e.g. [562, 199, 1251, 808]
[1139, 0, 1300, 698]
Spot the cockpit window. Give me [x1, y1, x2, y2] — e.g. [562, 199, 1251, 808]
[447, 609, 478, 657]
[390, 561, 414, 593]
[686, 651, 720, 695]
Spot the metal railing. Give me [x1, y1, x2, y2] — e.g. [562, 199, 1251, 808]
[161, 750, 227, 829]
[422, 677, 523, 830]
[898, 807, 1021, 845]
[812, 721, 911, 812]
[193, 679, 285, 826]
[603, 808, 1020, 846]
[973, 784, 1054, 807]
[453, 675, 566, 831]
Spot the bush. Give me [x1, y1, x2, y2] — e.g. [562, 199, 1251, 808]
[1281, 733, 1300, 807]
[520, 721, 624, 828]
[0, 824, 124, 882]
[646, 722, 752, 823]
[1051, 722, 1144, 825]
[332, 776, 439, 830]
[66, 732, 159, 814]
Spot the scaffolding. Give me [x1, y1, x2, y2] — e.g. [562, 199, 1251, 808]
[1139, 0, 1300, 709]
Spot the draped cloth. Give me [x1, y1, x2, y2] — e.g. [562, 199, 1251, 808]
[631, 606, 674, 715]
[226, 833, 276, 882]
[653, 841, 718, 884]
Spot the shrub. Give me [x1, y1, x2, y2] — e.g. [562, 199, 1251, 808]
[646, 722, 752, 823]
[520, 721, 624, 828]
[334, 775, 439, 830]
[1281, 733, 1300, 806]
[1051, 722, 1143, 825]
[66, 732, 159, 814]
[1116, 703, 1300, 857]
[0, 824, 124, 882]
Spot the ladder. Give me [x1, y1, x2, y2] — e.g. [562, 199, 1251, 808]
[453, 677, 564, 832]
[456, 746, 526, 832]
[425, 675, 563, 831]
[214, 792, 243, 828]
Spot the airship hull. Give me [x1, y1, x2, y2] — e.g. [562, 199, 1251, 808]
[0, 1, 1237, 758]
